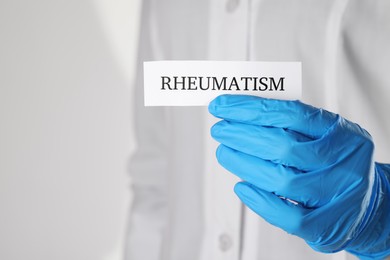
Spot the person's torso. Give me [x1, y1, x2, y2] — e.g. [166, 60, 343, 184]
[138, 0, 390, 259]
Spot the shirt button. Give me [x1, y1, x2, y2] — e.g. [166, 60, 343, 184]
[219, 233, 233, 251]
[225, 0, 240, 13]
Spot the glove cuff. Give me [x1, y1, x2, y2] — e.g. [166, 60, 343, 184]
[346, 163, 390, 259]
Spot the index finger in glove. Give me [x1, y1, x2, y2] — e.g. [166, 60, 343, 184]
[208, 94, 338, 139]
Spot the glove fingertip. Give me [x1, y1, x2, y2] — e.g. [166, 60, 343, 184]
[234, 182, 258, 204]
[208, 98, 218, 116]
[208, 94, 231, 116]
[215, 144, 224, 162]
[210, 121, 228, 143]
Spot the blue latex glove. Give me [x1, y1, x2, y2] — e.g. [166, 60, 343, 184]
[209, 94, 390, 259]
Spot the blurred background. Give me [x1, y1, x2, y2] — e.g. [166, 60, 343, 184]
[0, 1, 141, 259]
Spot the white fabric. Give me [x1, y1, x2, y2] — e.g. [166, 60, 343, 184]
[125, 0, 390, 259]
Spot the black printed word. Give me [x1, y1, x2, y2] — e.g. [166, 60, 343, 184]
[161, 76, 285, 91]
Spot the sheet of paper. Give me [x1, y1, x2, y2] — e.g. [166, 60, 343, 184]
[144, 61, 301, 106]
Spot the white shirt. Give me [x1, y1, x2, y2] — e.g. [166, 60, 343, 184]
[125, 0, 390, 259]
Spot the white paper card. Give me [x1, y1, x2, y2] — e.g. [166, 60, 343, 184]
[144, 61, 301, 106]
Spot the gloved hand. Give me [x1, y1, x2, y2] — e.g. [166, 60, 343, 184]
[209, 94, 390, 259]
